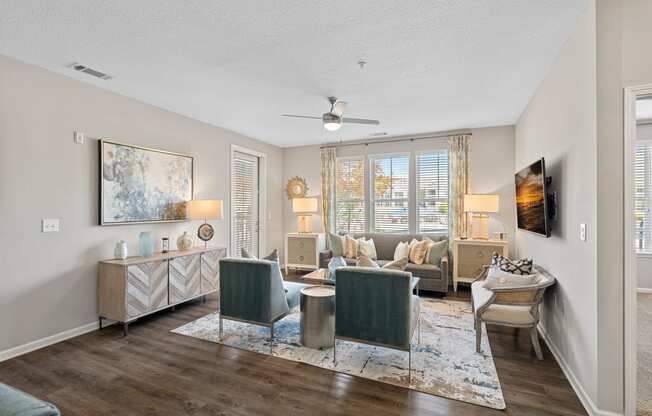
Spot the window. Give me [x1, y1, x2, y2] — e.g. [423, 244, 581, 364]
[371, 154, 410, 232]
[335, 157, 366, 234]
[635, 142, 652, 253]
[417, 151, 449, 233]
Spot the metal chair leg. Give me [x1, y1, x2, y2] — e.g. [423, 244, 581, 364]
[408, 349, 412, 384]
[417, 314, 421, 345]
[475, 321, 482, 353]
[333, 339, 337, 365]
[219, 316, 223, 340]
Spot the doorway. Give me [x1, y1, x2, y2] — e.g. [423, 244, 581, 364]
[230, 145, 266, 258]
[625, 86, 652, 416]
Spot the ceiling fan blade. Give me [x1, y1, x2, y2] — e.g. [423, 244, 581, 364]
[342, 117, 380, 125]
[331, 101, 347, 117]
[281, 114, 322, 120]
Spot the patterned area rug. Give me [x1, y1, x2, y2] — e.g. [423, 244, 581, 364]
[172, 298, 506, 409]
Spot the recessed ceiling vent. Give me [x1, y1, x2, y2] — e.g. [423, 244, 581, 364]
[67, 62, 112, 80]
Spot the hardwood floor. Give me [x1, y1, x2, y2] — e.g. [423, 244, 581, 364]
[0, 288, 587, 416]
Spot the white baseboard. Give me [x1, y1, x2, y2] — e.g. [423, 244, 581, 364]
[537, 324, 623, 416]
[0, 321, 99, 362]
[637, 287, 652, 294]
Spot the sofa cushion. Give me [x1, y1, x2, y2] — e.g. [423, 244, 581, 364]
[351, 233, 448, 260]
[283, 281, 308, 310]
[383, 257, 409, 271]
[356, 255, 378, 268]
[327, 232, 345, 257]
[425, 238, 448, 265]
[357, 238, 377, 259]
[405, 263, 442, 280]
[408, 239, 429, 265]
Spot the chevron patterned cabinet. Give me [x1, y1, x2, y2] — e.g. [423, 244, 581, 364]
[99, 247, 226, 335]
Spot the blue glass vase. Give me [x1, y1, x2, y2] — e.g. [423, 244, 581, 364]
[139, 232, 154, 257]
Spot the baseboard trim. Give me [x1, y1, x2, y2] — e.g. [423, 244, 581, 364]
[0, 321, 99, 362]
[637, 287, 652, 294]
[537, 324, 623, 416]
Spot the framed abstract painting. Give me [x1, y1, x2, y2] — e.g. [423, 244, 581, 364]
[99, 140, 193, 225]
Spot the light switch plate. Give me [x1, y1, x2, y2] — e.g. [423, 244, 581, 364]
[42, 218, 60, 233]
[580, 223, 586, 241]
[73, 131, 85, 144]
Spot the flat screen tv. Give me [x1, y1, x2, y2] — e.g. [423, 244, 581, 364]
[515, 158, 551, 237]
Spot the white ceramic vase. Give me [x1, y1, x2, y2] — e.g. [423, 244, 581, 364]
[177, 231, 194, 251]
[114, 240, 128, 259]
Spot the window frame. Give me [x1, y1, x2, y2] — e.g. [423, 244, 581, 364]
[368, 152, 411, 233]
[635, 140, 652, 255]
[334, 155, 367, 234]
[415, 149, 450, 234]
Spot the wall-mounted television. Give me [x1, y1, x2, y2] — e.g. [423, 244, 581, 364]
[515, 158, 551, 237]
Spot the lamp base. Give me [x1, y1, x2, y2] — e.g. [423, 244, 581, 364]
[197, 222, 215, 248]
[470, 214, 490, 240]
[297, 215, 313, 233]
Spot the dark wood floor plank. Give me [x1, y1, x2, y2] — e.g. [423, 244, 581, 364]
[0, 287, 586, 416]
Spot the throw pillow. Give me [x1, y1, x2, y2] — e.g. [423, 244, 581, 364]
[241, 248, 279, 263]
[394, 241, 410, 261]
[409, 239, 429, 265]
[425, 239, 448, 265]
[327, 256, 347, 280]
[344, 235, 359, 259]
[357, 238, 378, 259]
[383, 256, 409, 271]
[327, 232, 345, 257]
[491, 252, 533, 275]
[356, 255, 379, 268]
[483, 266, 539, 289]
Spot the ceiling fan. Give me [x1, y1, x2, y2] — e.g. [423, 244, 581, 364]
[282, 97, 380, 131]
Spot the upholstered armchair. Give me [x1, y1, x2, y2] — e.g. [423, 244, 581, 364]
[471, 265, 556, 360]
[219, 258, 309, 340]
[333, 267, 420, 380]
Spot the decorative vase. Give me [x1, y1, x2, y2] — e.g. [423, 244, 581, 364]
[177, 231, 194, 251]
[139, 232, 154, 257]
[114, 240, 128, 260]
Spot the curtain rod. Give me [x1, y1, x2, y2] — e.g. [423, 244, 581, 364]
[319, 131, 472, 149]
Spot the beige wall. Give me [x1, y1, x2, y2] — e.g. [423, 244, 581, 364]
[514, 2, 598, 411]
[595, 0, 652, 412]
[0, 54, 285, 353]
[282, 126, 516, 252]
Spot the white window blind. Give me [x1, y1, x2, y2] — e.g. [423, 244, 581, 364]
[417, 151, 449, 233]
[232, 151, 259, 257]
[635, 142, 652, 253]
[335, 157, 366, 234]
[371, 154, 409, 233]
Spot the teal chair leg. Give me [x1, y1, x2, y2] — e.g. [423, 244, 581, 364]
[219, 316, 223, 340]
[333, 339, 337, 365]
[408, 348, 412, 384]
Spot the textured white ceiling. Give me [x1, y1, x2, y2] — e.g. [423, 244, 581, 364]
[0, 0, 587, 147]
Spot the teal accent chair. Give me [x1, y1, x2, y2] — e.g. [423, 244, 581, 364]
[0, 383, 60, 416]
[333, 267, 421, 381]
[219, 257, 309, 340]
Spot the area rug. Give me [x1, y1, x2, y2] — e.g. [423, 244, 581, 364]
[172, 298, 506, 409]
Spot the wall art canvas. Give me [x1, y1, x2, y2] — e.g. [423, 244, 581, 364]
[100, 140, 193, 225]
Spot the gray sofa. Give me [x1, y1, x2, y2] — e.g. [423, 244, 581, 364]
[319, 233, 449, 293]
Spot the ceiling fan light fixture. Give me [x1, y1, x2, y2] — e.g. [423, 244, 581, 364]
[322, 113, 342, 131]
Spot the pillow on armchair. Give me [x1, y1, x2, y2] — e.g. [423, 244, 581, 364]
[491, 252, 533, 275]
[483, 266, 539, 289]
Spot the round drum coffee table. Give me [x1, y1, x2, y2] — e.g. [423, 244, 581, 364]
[300, 286, 335, 349]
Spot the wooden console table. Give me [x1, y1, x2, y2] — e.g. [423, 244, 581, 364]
[99, 246, 226, 335]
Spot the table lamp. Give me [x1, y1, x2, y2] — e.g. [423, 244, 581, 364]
[292, 197, 318, 233]
[464, 194, 499, 240]
[187, 199, 224, 247]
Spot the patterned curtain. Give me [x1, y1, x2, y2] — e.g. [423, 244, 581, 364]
[320, 147, 337, 240]
[448, 135, 471, 240]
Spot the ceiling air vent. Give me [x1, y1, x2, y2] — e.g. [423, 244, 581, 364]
[67, 62, 112, 80]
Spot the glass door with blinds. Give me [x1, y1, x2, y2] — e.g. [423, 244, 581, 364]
[231, 151, 260, 257]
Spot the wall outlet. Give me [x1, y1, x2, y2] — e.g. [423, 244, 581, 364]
[73, 131, 85, 144]
[42, 218, 60, 233]
[580, 223, 586, 241]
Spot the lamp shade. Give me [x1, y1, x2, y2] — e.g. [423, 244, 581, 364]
[292, 197, 318, 213]
[464, 194, 499, 213]
[187, 199, 224, 220]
